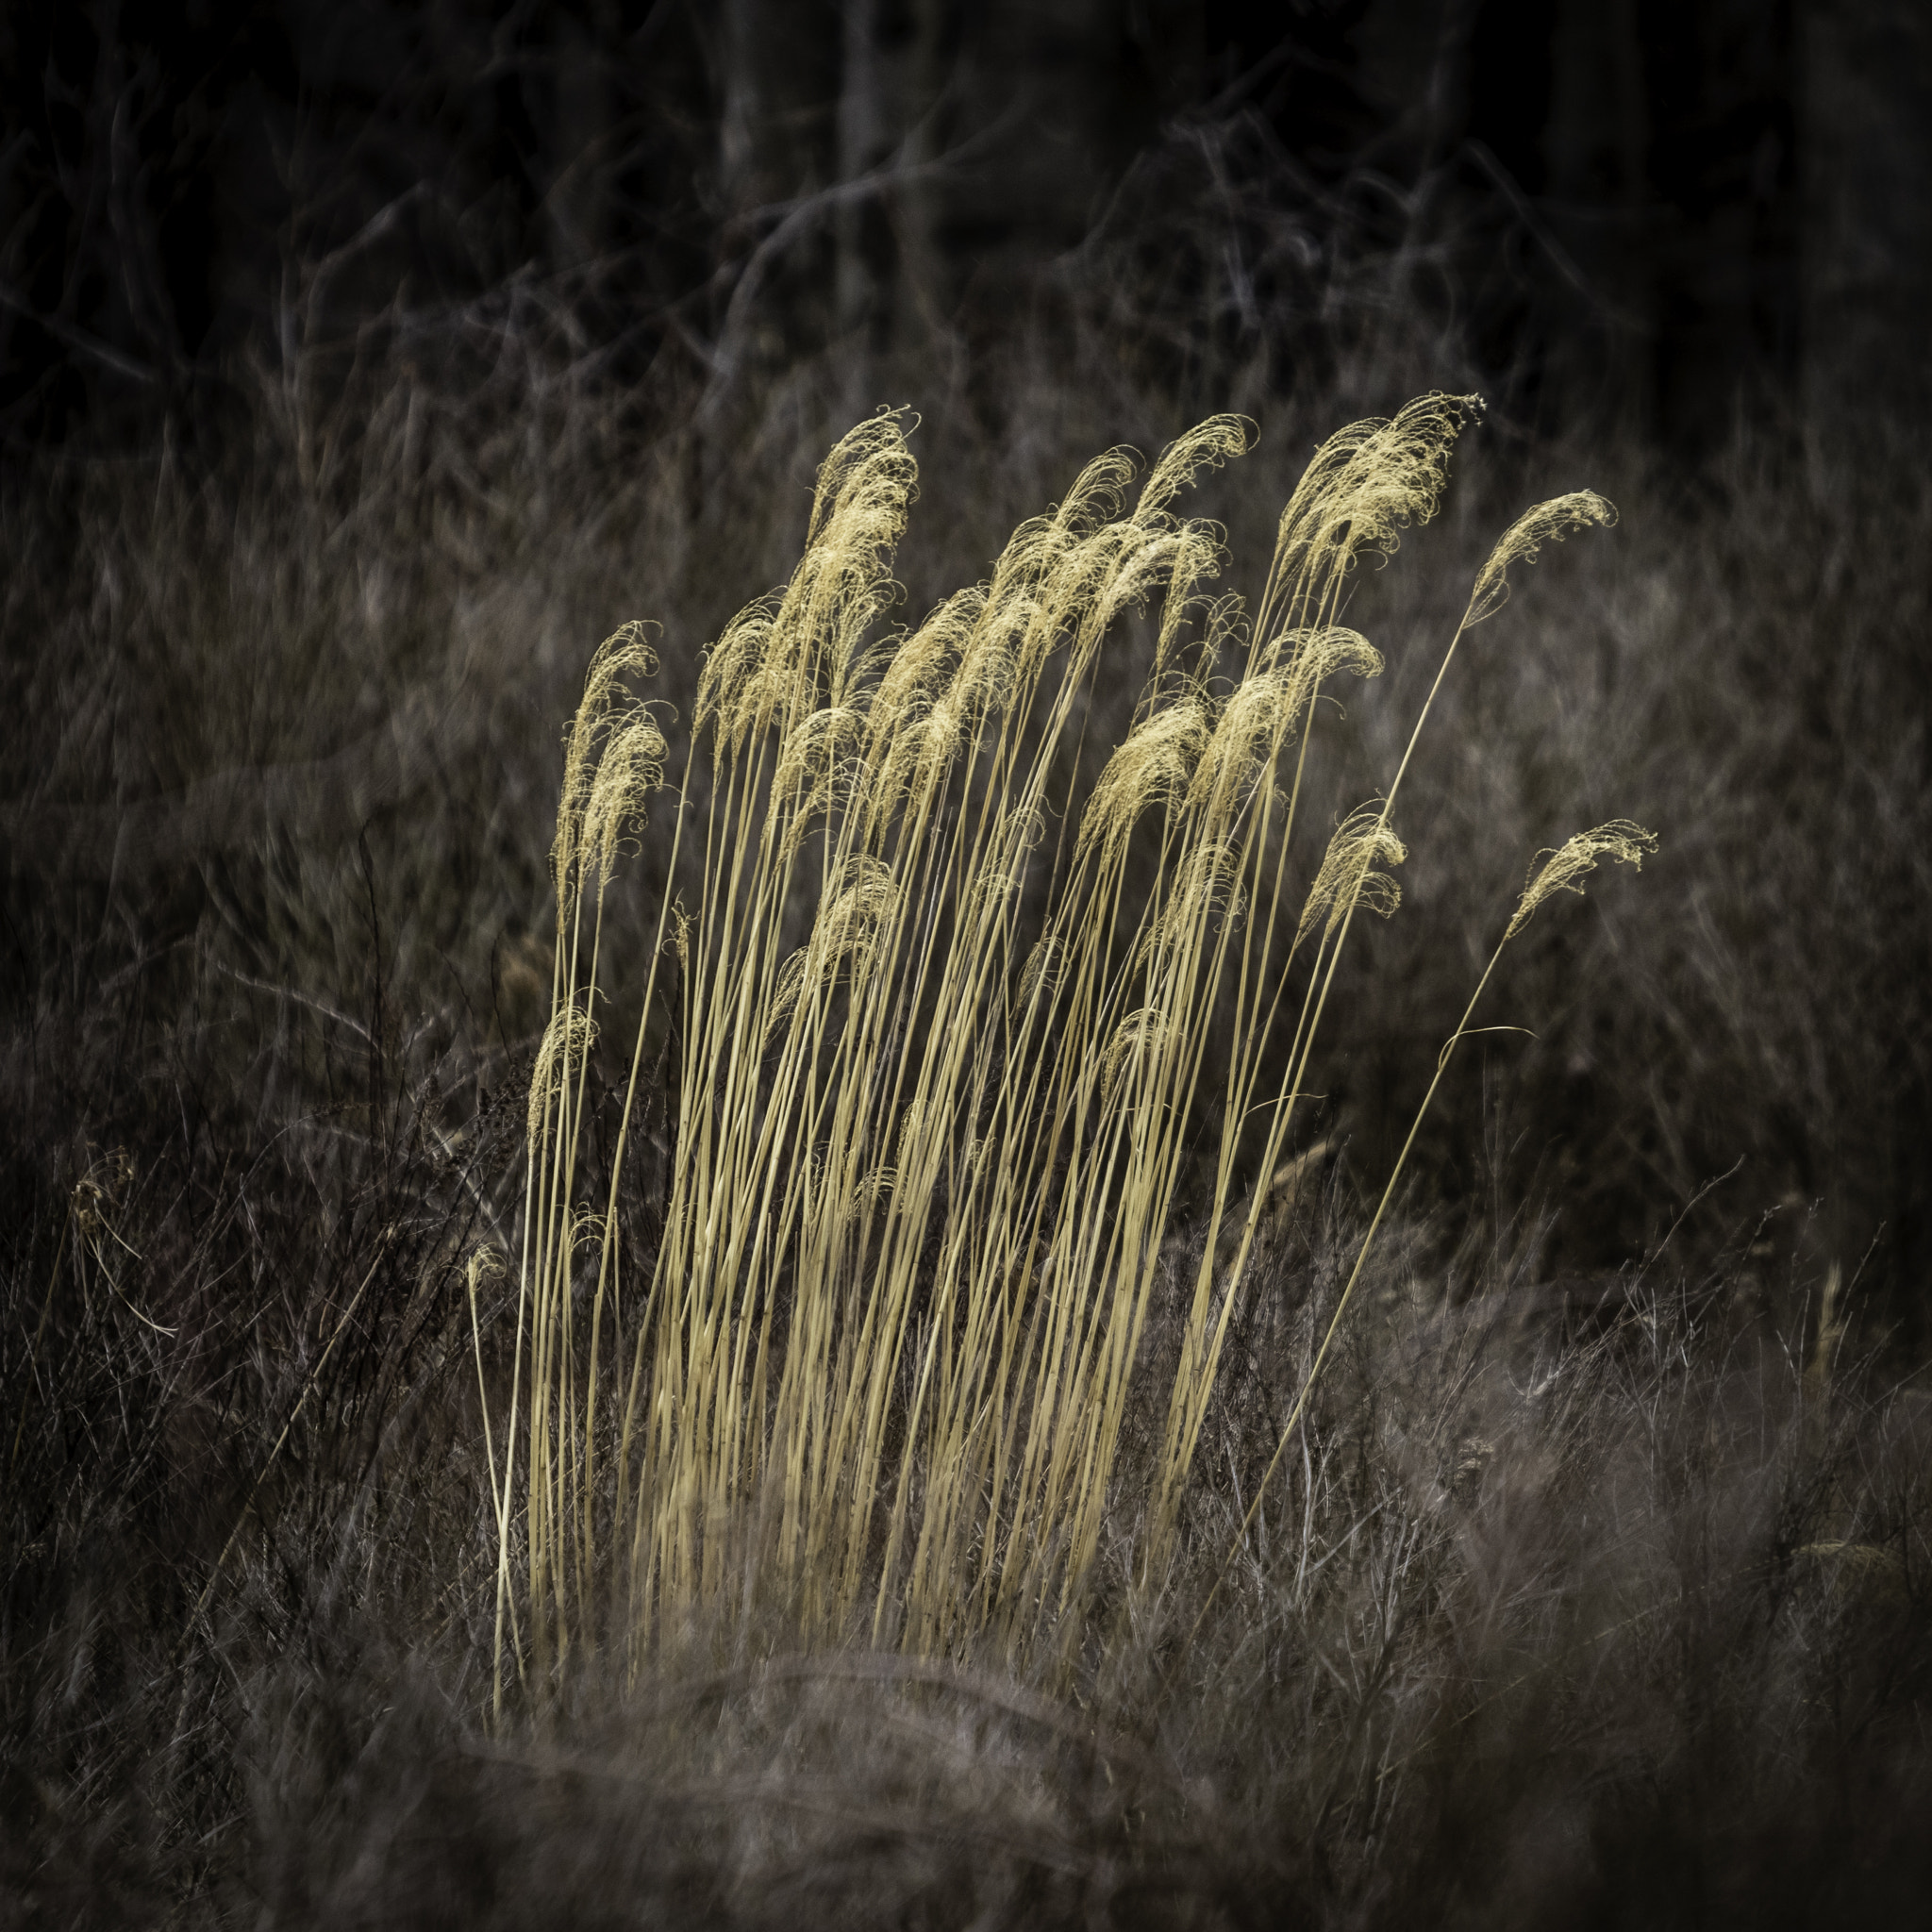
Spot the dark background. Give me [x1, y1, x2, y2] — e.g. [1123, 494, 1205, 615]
[4, 0, 1927, 458]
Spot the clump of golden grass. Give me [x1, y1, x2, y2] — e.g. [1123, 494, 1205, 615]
[491, 396, 1655, 1697]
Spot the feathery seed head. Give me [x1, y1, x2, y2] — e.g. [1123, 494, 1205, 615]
[869, 587, 989, 830]
[527, 1000, 598, 1139]
[919, 691, 965, 769]
[828, 575, 908, 708]
[1507, 820, 1657, 939]
[1051, 447, 1140, 537]
[694, 596, 781, 752]
[1153, 522, 1230, 676]
[1099, 1007, 1171, 1106]
[1183, 667, 1307, 819]
[847, 1166, 897, 1221]
[1148, 840, 1246, 955]
[984, 515, 1060, 608]
[867, 681, 969, 834]
[1297, 806, 1408, 948]
[1017, 936, 1062, 1012]
[571, 623, 659, 758]
[803, 408, 921, 548]
[585, 712, 669, 885]
[815, 853, 898, 961]
[971, 512, 1065, 685]
[871, 587, 984, 740]
[554, 621, 662, 893]
[767, 952, 811, 1042]
[943, 572, 1038, 729]
[1014, 520, 1133, 685]
[771, 705, 867, 800]
[765, 857, 901, 1041]
[1134, 415, 1254, 526]
[767, 704, 869, 861]
[1273, 625, 1385, 736]
[465, 1244, 507, 1300]
[1197, 591, 1248, 665]
[1056, 525, 1193, 688]
[1264, 395, 1482, 631]
[1324, 392, 1481, 570]
[1274, 414, 1385, 553]
[569, 1203, 607, 1257]
[955, 594, 1024, 711]
[1264, 623, 1381, 681]
[1465, 490, 1619, 627]
[724, 413, 920, 750]
[1077, 695, 1212, 860]
[1096, 528, 1184, 631]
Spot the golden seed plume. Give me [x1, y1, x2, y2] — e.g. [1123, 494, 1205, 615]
[1269, 413, 1384, 568]
[847, 1166, 897, 1221]
[1147, 841, 1246, 955]
[871, 588, 984, 740]
[1185, 591, 1249, 675]
[1016, 935, 1062, 1012]
[566, 623, 659, 778]
[1153, 523, 1231, 677]
[767, 705, 867, 859]
[465, 1245, 507, 1298]
[705, 412, 919, 752]
[1321, 393, 1482, 573]
[1134, 416, 1254, 526]
[568, 1203, 607, 1256]
[1019, 508, 1188, 690]
[959, 495, 1082, 691]
[1262, 395, 1482, 626]
[1093, 528, 1185, 637]
[693, 595, 780, 751]
[527, 1000, 598, 1139]
[951, 600, 1024, 724]
[1507, 820, 1658, 939]
[1465, 490, 1618, 627]
[585, 712, 669, 885]
[1050, 446, 1140, 537]
[1099, 1007, 1170, 1105]
[1265, 624, 1383, 692]
[555, 621, 660, 891]
[765, 857, 901, 1041]
[1184, 663, 1322, 819]
[869, 683, 969, 834]
[1297, 806, 1408, 948]
[1077, 696, 1212, 859]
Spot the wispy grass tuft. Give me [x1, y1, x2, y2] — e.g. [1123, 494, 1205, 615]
[504, 397, 1656, 1691]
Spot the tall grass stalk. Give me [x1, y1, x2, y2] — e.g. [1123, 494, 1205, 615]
[499, 396, 1654, 1689]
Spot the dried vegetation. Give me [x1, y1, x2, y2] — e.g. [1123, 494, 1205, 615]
[4, 287, 1930, 1924]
